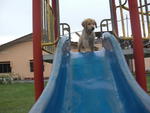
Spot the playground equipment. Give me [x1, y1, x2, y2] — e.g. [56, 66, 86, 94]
[33, 0, 60, 100]
[108, 0, 150, 39]
[31, 0, 150, 112]
[29, 33, 150, 113]
[101, 0, 150, 91]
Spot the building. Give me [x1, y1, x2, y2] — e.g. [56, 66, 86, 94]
[0, 34, 150, 80]
[0, 34, 52, 79]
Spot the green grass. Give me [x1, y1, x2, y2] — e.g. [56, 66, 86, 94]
[0, 83, 34, 113]
[0, 76, 149, 113]
[147, 75, 150, 91]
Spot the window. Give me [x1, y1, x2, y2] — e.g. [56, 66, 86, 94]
[49, 59, 53, 64]
[0, 62, 11, 73]
[29, 60, 34, 72]
[29, 60, 45, 72]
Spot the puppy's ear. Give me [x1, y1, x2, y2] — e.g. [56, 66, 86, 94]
[82, 20, 86, 28]
[94, 20, 97, 28]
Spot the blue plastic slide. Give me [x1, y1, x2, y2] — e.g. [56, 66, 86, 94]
[29, 33, 150, 113]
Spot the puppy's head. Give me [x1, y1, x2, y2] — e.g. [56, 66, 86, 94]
[82, 18, 97, 33]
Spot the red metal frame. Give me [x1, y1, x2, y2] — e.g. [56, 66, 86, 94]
[109, 0, 118, 36]
[128, 0, 147, 91]
[33, 0, 44, 101]
[112, 0, 118, 35]
[32, 0, 148, 101]
[52, 0, 59, 40]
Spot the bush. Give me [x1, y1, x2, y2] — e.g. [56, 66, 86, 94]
[0, 72, 22, 84]
[146, 68, 150, 73]
[9, 72, 22, 80]
[0, 74, 13, 84]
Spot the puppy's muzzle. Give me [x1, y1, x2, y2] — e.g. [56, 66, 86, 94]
[91, 27, 95, 31]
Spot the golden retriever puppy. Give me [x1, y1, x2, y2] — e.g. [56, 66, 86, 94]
[78, 18, 97, 52]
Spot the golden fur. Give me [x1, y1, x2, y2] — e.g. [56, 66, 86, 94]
[78, 18, 97, 52]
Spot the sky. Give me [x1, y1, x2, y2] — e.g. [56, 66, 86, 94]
[0, 0, 110, 45]
[0, 0, 32, 45]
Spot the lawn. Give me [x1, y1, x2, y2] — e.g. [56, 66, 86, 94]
[0, 83, 35, 113]
[0, 76, 150, 113]
[147, 75, 150, 91]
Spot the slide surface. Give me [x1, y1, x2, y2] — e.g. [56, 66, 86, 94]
[29, 33, 150, 113]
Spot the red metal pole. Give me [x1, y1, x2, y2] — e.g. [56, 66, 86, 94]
[128, 0, 147, 91]
[109, 0, 118, 36]
[112, 0, 118, 35]
[33, 0, 44, 101]
[52, 0, 59, 40]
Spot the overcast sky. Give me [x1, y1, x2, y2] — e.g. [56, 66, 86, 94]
[0, 0, 110, 45]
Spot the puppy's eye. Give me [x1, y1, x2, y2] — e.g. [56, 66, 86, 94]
[88, 23, 91, 25]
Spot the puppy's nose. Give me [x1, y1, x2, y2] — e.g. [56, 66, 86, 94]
[92, 27, 94, 31]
